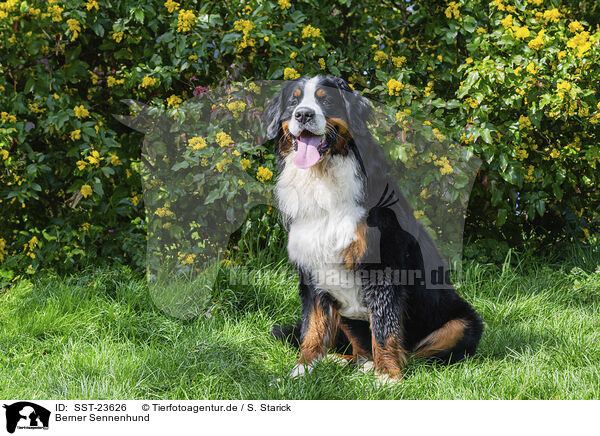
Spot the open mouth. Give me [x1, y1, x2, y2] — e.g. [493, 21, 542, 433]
[292, 131, 327, 169]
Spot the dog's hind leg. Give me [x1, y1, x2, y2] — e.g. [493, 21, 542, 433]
[339, 318, 372, 360]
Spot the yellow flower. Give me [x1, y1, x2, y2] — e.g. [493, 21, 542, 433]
[167, 95, 182, 108]
[557, 80, 572, 93]
[0, 112, 16, 123]
[301, 25, 322, 39]
[466, 97, 479, 108]
[76, 160, 87, 170]
[256, 166, 273, 183]
[501, 15, 513, 29]
[526, 62, 536, 75]
[568, 21, 584, 32]
[387, 78, 404, 96]
[413, 210, 424, 219]
[227, 100, 247, 117]
[74, 105, 89, 119]
[109, 154, 122, 165]
[112, 31, 124, 43]
[289, 51, 297, 59]
[85, 0, 99, 11]
[107, 76, 125, 87]
[164, 0, 180, 13]
[70, 129, 81, 141]
[233, 19, 254, 33]
[543, 8, 562, 23]
[513, 26, 530, 40]
[567, 31, 591, 57]
[0, 238, 7, 262]
[432, 128, 446, 142]
[284, 67, 300, 80]
[141, 76, 157, 88]
[392, 56, 406, 68]
[237, 179, 245, 186]
[86, 150, 102, 166]
[28, 102, 45, 114]
[216, 159, 229, 172]
[28, 236, 39, 251]
[557, 50, 567, 60]
[374, 50, 387, 63]
[240, 158, 251, 170]
[465, 57, 473, 64]
[434, 157, 454, 174]
[318, 58, 326, 70]
[247, 82, 259, 93]
[549, 149, 560, 159]
[215, 132, 233, 147]
[278, 0, 291, 9]
[48, 4, 63, 21]
[445, 1, 460, 19]
[81, 184, 93, 198]
[515, 148, 528, 160]
[177, 9, 196, 33]
[0, 150, 8, 160]
[188, 136, 207, 150]
[156, 207, 174, 217]
[528, 30, 545, 50]
[476, 27, 486, 35]
[518, 115, 532, 130]
[232, 20, 256, 50]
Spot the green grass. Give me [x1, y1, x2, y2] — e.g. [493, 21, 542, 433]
[1, 246, 599, 399]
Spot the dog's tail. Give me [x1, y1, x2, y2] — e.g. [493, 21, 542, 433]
[271, 322, 302, 348]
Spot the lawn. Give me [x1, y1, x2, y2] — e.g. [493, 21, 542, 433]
[1, 245, 599, 400]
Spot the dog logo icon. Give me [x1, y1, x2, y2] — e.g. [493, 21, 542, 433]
[3, 402, 50, 433]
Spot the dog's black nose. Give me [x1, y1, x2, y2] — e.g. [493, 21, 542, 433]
[294, 107, 315, 124]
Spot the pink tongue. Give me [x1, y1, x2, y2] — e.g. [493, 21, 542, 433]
[293, 134, 322, 169]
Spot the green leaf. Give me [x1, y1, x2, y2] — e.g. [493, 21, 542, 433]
[497, 208, 508, 226]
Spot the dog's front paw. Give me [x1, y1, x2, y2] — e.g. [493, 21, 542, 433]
[357, 359, 402, 384]
[289, 362, 314, 379]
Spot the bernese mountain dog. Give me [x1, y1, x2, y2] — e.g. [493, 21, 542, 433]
[264, 75, 483, 379]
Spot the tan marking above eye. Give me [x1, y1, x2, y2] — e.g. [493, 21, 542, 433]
[316, 88, 327, 98]
[293, 88, 301, 97]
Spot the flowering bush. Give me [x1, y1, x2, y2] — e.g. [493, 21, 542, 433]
[0, 0, 598, 273]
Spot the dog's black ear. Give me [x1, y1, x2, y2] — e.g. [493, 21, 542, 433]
[263, 89, 284, 140]
[333, 77, 373, 137]
[264, 80, 299, 140]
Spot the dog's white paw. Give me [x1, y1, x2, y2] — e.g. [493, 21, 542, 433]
[357, 359, 375, 373]
[356, 359, 401, 384]
[289, 363, 314, 379]
[323, 353, 351, 366]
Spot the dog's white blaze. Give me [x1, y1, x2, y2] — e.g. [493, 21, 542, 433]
[288, 77, 327, 137]
[276, 153, 369, 320]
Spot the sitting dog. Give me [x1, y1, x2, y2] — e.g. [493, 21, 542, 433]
[264, 75, 483, 378]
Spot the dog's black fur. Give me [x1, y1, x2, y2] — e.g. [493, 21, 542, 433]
[265, 76, 483, 377]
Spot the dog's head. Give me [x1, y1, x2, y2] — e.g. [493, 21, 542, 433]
[264, 75, 372, 169]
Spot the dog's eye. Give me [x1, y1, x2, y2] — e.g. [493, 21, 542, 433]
[289, 97, 298, 106]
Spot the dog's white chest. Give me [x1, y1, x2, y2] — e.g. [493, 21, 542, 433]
[276, 155, 369, 320]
